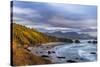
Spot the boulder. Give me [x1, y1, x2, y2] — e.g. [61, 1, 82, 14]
[75, 40, 80, 43]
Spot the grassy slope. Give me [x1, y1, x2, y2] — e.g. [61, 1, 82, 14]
[12, 23, 59, 46]
[12, 23, 53, 66]
[12, 42, 52, 66]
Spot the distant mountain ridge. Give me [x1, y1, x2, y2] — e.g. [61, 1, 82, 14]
[46, 31, 95, 39]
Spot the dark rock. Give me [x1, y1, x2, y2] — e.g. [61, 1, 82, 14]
[90, 52, 96, 54]
[41, 55, 49, 57]
[52, 51, 55, 53]
[48, 51, 51, 54]
[88, 41, 92, 43]
[75, 40, 80, 43]
[87, 40, 97, 44]
[80, 58, 85, 60]
[75, 58, 79, 60]
[92, 40, 97, 44]
[57, 56, 66, 59]
[66, 60, 77, 63]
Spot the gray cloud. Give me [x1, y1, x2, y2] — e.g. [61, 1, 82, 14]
[12, 1, 97, 37]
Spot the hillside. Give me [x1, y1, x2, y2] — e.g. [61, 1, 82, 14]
[11, 23, 54, 66]
[12, 23, 73, 46]
[12, 23, 60, 46]
[12, 41, 52, 66]
[11, 23, 73, 66]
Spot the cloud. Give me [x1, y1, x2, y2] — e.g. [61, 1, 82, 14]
[48, 16, 97, 29]
[13, 6, 43, 25]
[13, 6, 33, 15]
[25, 24, 81, 33]
[47, 3, 97, 19]
[48, 3, 85, 14]
[13, 6, 43, 18]
[13, 16, 33, 25]
[12, 1, 97, 36]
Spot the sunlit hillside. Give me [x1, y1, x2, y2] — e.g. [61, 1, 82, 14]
[11, 23, 55, 66]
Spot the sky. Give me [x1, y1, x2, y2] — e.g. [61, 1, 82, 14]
[12, 1, 97, 37]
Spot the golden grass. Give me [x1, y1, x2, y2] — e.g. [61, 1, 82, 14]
[12, 42, 52, 66]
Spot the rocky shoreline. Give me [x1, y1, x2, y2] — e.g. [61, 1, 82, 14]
[27, 42, 97, 63]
